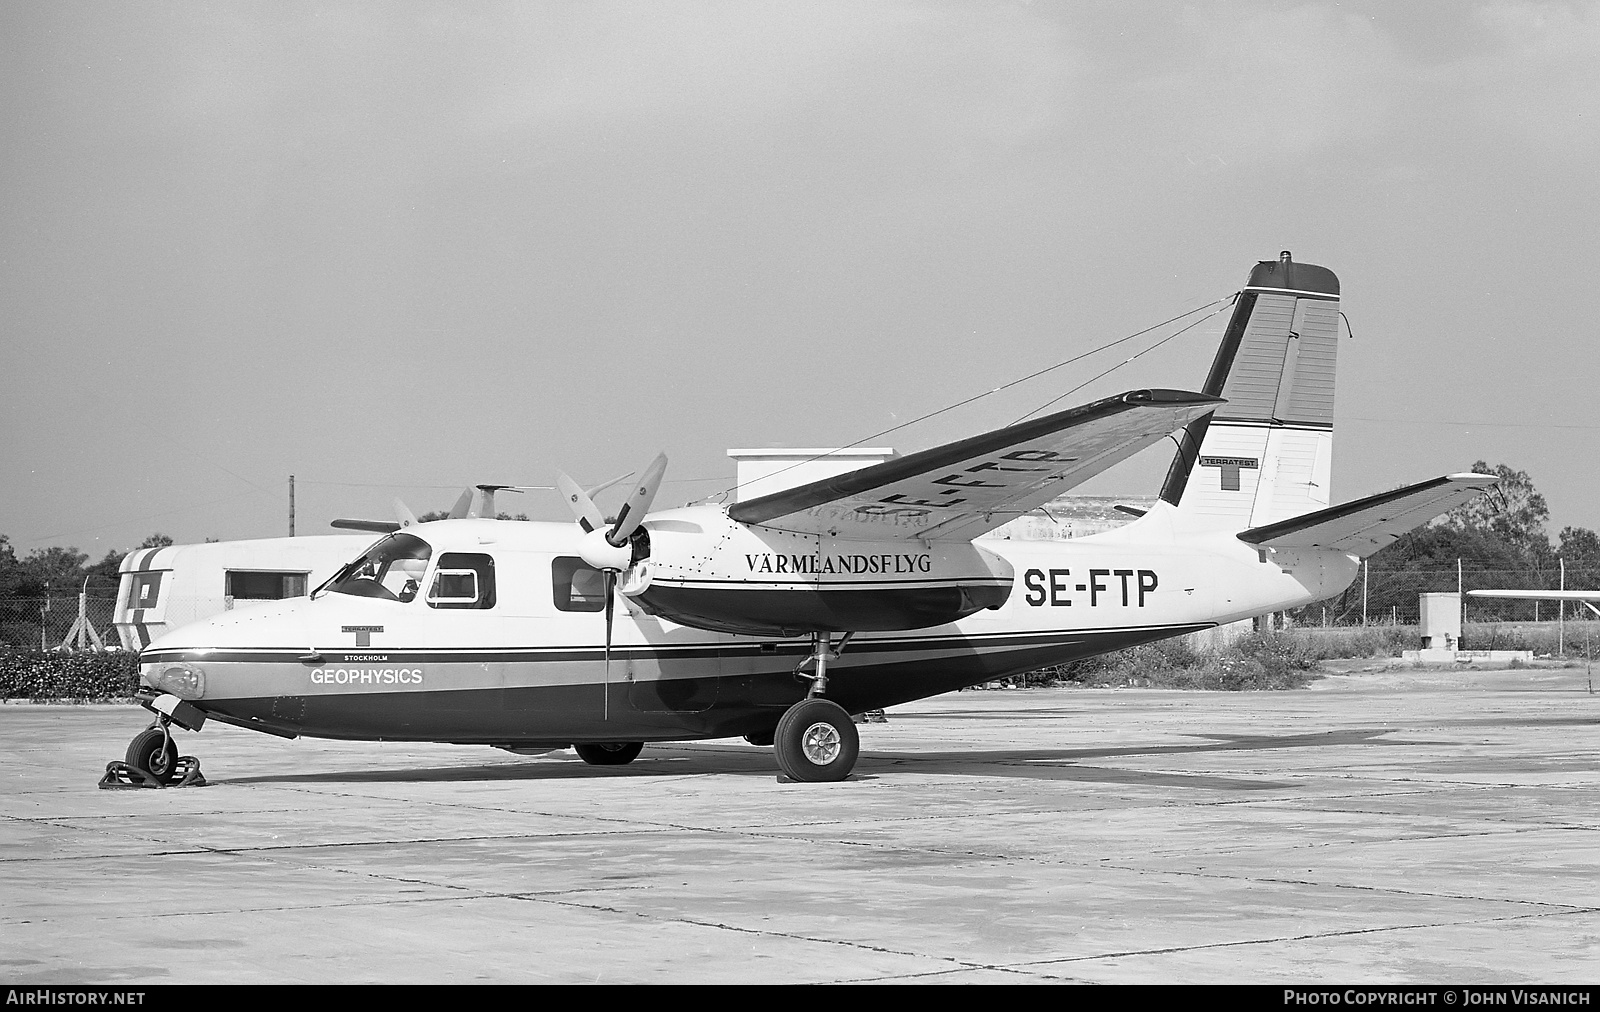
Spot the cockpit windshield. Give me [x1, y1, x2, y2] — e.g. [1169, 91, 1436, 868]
[319, 533, 432, 602]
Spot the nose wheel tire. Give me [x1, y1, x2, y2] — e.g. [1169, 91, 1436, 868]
[125, 728, 181, 786]
[574, 741, 644, 766]
[774, 698, 859, 782]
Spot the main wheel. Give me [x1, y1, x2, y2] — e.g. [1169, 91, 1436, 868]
[574, 741, 644, 766]
[773, 698, 859, 782]
[126, 727, 181, 785]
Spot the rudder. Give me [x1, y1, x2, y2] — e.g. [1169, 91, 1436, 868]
[1160, 251, 1342, 529]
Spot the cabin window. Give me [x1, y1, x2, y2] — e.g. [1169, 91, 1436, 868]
[552, 557, 607, 612]
[226, 571, 309, 601]
[427, 553, 496, 610]
[324, 533, 432, 602]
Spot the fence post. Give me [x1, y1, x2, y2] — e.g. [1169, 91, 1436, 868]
[1362, 559, 1368, 628]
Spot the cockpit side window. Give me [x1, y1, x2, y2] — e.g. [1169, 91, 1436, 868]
[323, 534, 432, 602]
[427, 552, 496, 610]
[552, 556, 607, 612]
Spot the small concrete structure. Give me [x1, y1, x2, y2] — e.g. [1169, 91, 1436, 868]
[1403, 592, 1533, 664]
[1419, 592, 1461, 652]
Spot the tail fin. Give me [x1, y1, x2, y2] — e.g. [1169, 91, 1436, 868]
[1160, 251, 1342, 529]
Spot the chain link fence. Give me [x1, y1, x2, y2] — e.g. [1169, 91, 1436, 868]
[0, 596, 120, 650]
[1298, 567, 1600, 626]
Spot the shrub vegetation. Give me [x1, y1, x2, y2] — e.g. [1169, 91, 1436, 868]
[0, 650, 141, 700]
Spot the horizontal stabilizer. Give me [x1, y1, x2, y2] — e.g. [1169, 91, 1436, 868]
[728, 389, 1222, 541]
[1237, 472, 1497, 558]
[330, 519, 402, 534]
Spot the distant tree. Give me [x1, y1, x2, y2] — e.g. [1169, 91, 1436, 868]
[1557, 526, 1600, 594]
[18, 546, 90, 598]
[416, 511, 530, 522]
[1381, 524, 1530, 620]
[1305, 520, 1538, 625]
[0, 536, 23, 597]
[1558, 526, 1600, 562]
[1442, 461, 1550, 558]
[83, 550, 126, 594]
[0, 533, 171, 601]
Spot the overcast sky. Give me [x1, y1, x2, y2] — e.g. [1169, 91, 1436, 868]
[4, 1, 1598, 559]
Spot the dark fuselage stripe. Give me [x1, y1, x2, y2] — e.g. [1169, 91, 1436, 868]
[652, 578, 1014, 590]
[139, 622, 1214, 666]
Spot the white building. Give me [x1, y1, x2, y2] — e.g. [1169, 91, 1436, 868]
[115, 535, 373, 650]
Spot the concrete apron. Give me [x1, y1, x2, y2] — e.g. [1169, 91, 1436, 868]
[2, 666, 1598, 984]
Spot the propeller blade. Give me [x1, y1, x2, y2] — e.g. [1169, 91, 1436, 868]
[608, 453, 667, 546]
[557, 471, 607, 534]
[393, 498, 418, 528]
[447, 488, 474, 520]
[602, 569, 615, 721]
[331, 519, 401, 533]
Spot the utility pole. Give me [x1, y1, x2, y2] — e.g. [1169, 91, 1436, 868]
[289, 474, 296, 538]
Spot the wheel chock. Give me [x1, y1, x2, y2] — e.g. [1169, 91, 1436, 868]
[98, 757, 208, 790]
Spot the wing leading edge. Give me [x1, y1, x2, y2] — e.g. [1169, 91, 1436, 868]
[1467, 590, 1600, 602]
[1238, 472, 1498, 558]
[727, 388, 1223, 542]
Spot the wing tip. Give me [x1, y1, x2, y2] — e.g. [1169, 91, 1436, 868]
[1125, 388, 1226, 408]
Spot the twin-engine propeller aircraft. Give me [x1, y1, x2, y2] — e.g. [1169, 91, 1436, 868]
[131, 253, 1496, 783]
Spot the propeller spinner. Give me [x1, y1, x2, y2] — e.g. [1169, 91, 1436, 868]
[560, 453, 667, 571]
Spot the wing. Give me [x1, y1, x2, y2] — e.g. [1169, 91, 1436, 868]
[1467, 590, 1600, 601]
[1238, 472, 1498, 558]
[727, 389, 1223, 541]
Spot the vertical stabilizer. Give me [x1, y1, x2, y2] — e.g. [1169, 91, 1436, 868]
[1159, 252, 1341, 529]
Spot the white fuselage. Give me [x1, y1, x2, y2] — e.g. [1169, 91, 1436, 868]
[138, 505, 1357, 745]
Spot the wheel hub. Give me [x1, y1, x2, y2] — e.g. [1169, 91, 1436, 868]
[800, 721, 842, 765]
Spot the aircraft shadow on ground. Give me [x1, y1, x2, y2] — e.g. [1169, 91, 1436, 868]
[218, 728, 1401, 789]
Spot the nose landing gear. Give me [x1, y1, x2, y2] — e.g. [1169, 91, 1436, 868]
[100, 698, 209, 789]
[125, 727, 180, 784]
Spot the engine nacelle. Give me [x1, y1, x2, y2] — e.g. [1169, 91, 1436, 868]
[629, 505, 1014, 637]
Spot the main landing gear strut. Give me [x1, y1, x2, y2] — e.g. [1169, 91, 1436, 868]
[772, 633, 860, 783]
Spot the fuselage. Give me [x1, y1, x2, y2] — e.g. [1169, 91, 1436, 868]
[139, 504, 1357, 748]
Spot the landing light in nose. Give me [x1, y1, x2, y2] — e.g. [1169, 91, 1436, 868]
[144, 662, 206, 700]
